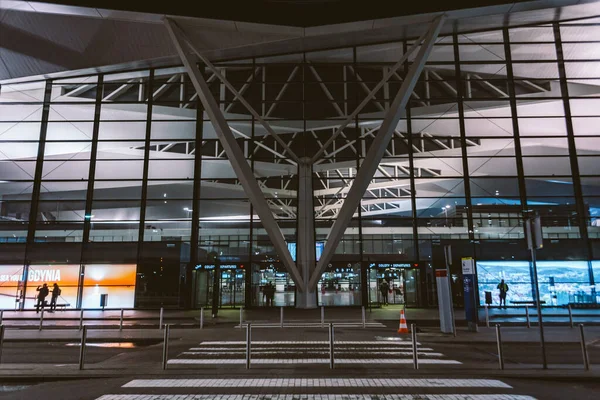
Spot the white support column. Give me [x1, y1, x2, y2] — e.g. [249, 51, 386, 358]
[165, 18, 305, 292]
[296, 157, 317, 309]
[309, 15, 446, 289]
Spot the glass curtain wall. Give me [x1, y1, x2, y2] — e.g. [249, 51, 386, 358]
[1, 16, 599, 309]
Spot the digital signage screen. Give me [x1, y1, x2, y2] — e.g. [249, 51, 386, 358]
[0, 264, 137, 310]
[82, 264, 136, 309]
[476, 260, 592, 306]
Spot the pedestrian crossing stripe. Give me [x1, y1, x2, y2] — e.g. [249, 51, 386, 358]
[123, 378, 510, 388]
[99, 396, 535, 400]
[181, 351, 445, 356]
[188, 347, 436, 352]
[166, 359, 461, 364]
[197, 341, 418, 345]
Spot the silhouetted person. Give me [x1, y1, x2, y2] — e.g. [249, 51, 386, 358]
[49, 283, 61, 312]
[36, 283, 49, 313]
[380, 280, 389, 305]
[497, 279, 509, 308]
[269, 281, 276, 307]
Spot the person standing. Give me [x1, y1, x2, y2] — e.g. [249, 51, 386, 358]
[497, 279, 509, 308]
[268, 281, 276, 307]
[379, 280, 389, 305]
[49, 283, 61, 312]
[36, 283, 49, 313]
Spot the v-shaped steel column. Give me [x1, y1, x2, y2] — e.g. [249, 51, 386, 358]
[165, 18, 305, 292]
[308, 15, 446, 290]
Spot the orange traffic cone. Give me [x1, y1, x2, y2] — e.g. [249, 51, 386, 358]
[397, 309, 409, 334]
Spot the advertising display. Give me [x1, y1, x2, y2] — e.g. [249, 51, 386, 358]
[24, 264, 80, 309]
[476, 260, 592, 306]
[0, 265, 25, 310]
[0, 264, 137, 310]
[82, 264, 136, 309]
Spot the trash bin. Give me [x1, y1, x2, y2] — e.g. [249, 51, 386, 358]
[485, 291, 492, 305]
[100, 294, 108, 309]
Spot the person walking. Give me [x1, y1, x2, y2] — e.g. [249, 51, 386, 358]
[36, 283, 49, 313]
[497, 279, 509, 308]
[379, 280, 389, 305]
[49, 283, 61, 312]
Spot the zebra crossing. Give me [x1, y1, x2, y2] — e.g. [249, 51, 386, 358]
[166, 340, 461, 365]
[95, 378, 537, 399]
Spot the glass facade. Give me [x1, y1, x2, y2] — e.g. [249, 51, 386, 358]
[0, 17, 599, 309]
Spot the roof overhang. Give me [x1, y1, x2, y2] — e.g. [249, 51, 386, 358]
[1, 0, 600, 84]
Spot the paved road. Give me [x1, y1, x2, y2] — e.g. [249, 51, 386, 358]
[0, 326, 598, 399]
[0, 375, 599, 400]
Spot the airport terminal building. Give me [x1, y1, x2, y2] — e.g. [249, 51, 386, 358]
[0, 0, 599, 310]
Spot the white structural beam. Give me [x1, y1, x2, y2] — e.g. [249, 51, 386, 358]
[309, 15, 445, 290]
[152, 73, 181, 100]
[103, 79, 137, 101]
[225, 67, 261, 113]
[309, 28, 430, 163]
[296, 157, 317, 308]
[164, 18, 305, 291]
[265, 66, 299, 118]
[171, 27, 300, 164]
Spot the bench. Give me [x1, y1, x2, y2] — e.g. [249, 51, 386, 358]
[53, 303, 71, 311]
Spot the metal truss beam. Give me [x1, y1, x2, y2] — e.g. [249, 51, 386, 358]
[309, 15, 445, 289]
[170, 24, 299, 164]
[103, 78, 137, 101]
[265, 66, 299, 117]
[225, 67, 261, 113]
[165, 18, 304, 291]
[309, 27, 430, 163]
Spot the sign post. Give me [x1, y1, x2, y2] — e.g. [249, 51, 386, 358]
[435, 269, 454, 334]
[443, 245, 456, 336]
[462, 257, 478, 332]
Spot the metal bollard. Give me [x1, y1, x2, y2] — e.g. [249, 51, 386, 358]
[240, 307, 244, 328]
[321, 306, 325, 328]
[280, 307, 284, 328]
[39, 309, 44, 331]
[496, 324, 504, 370]
[119, 309, 124, 331]
[525, 305, 531, 328]
[162, 324, 170, 370]
[579, 324, 590, 371]
[362, 306, 366, 329]
[0, 310, 3, 325]
[485, 305, 489, 328]
[411, 323, 418, 370]
[0, 324, 4, 364]
[568, 305, 573, 328]
[246, 322, 251, 369]
[200, 307, 204, 329]
[329, 323, 334, 369]
[78, 325, 87, 370]
[159, 307, 164, 330]
[79, 309, 84, 331]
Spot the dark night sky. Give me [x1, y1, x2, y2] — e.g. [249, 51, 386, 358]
[35, 1, 534, 27]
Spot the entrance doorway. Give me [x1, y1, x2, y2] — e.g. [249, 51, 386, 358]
[253, 263, 295, 307]
[317, 262, 361, 306]
[368, 263, 419, 306]
[192, 265, 245, 308]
